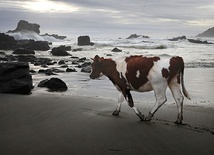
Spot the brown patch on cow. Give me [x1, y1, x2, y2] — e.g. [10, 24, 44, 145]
[125, 56, 160, 89]
[168, 57, 181, 84]
[99, 58, 128, 92]
[162, 68, 169, 78]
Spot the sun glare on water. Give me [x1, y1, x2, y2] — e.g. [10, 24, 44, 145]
[22, 0, 79, 13]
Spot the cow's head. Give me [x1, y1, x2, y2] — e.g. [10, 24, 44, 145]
[90, 55, 104, 79]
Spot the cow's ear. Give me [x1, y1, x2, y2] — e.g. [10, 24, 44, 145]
[94, 55, 102, 62]
[94, 55, 100, 59]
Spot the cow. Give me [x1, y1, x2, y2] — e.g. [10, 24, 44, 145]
[89, 55, 191, 124]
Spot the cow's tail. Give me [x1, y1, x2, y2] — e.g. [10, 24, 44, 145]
[176, 57, 191, 100]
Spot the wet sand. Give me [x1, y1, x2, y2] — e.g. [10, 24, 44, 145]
[0, 94, 213, 155]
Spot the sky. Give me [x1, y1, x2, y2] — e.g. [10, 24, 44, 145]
[0, 0, 214, 38]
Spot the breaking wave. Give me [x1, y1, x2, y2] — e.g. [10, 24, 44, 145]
[7, 31, 60, 42]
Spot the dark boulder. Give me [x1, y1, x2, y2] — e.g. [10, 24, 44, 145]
[77, 36, 94, 46]
[66, 68, 77, 72]
[7, 20, 40, 34]
[0, 33, 17, 50]
[38, 78, 68, 92]
[58, 60, 66, 65]
[13, 48, 35, 54]
[51, 45, 70, 56]
[16, 40, 50, 51]
[112, 47, 122, 52]
[0, 62, 33, 94]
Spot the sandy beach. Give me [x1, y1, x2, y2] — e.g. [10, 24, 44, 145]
[0, 93, 213, 155]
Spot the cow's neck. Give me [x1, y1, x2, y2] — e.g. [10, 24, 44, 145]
[101, 59, 122, 85]
[101, 59, 116, 76]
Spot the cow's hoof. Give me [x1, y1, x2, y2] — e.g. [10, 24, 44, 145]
[112, 110, 120, 116]
[174, 120, 182, 125]
[145, 116, 152, 122]
[137, 114, 145, 121]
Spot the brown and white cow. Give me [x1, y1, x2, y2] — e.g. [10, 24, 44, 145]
[90, 55, 191, 124]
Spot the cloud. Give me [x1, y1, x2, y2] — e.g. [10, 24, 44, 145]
[0, 0, 214, 37]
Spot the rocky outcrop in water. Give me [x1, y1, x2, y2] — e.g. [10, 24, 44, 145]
[187, 39, 213, 44]
[7, 20, 40, 34]
[0, 62, 33, 94]
[0, 33, 50, 50]
[77, 36, 94, 46]
[196, 27, 214, 37]
[0, 33, 17, 50]
[126, 34, 150, 39]
[168, 36, 186, 41]
[111, 47, 122, 52]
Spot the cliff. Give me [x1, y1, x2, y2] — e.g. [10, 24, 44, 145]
[196, 27, 214, 37]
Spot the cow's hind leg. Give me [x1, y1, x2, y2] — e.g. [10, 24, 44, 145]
[112, 92, 124, 116]
[145, 83, 167, 121]
[169, 81, 184, 124]
[126, 91, 144, 121]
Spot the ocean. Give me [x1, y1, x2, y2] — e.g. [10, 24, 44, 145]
[3, 33, 214, 109]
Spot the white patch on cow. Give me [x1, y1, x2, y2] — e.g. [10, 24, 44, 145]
[148, 57, 170, 83]
[137, 81, 153, 92]
[112, 57, 128, 80]
[136, 70, 140, 78]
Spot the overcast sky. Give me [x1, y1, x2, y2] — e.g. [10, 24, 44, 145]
[0, 0, 214, 38]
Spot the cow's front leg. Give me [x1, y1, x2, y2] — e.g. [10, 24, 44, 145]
[112, 92, 124, 116]
[125, 90, 144, 121]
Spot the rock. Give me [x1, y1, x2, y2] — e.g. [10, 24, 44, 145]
[72, 48, 83, 52]
[168, 36, 186, 41]
[13, 48, 35, 54]
[81, 66, 91, 73]
[60, 65, 68, 68]
[51, 45, 70, 56]
[66, 68, 77, 72]
[196, 27, 214, 37]
[187, 39, 213, 44]
[112, 47, 122, 52]
[16, 40, 50, 51]
[81, 62, 92, 67]
[38, 78, 68, 92]
[0, 33, 17, 50]
[7, 20, 40, 34]
[58, 60, 66, 65]
[0, 51, 5, 55]
[0, 62, 33, 94]
[41, 33, 67, 40]
[126, 34, 150, 39]
[79, 57, 87, 62]
[38, 68, 64, 75]
[38, 79, 49, 87]
[0, 33, 50, 51]
[77, 36, 94, 46]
